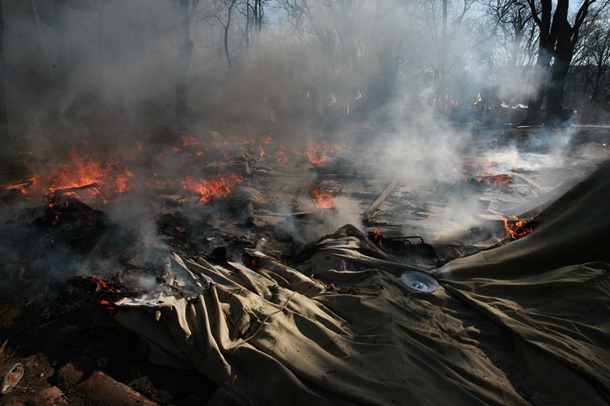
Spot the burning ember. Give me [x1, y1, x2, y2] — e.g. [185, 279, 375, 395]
[4, 135, 352, 211]
[240, 136, 273, 158]
[369, 228, 382, 242]
[275, 144, 289, 163]
[460, 158, 516, 192]
[5, 176, 39, 196]
[91, 275, 114, 291]
[181, 133, 200, 148]
[92, 276, 117, 312]
[305, 181, 341, 208]
[306, 141, 344, 165]
[477, 174, 512, 187]
[183, 173, 245, 203]
[502, 215, 535, 240]
[46, 153, 135, 204]
[306, 182, 334, 208]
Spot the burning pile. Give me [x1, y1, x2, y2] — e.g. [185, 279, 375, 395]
[461, 158, 515, 192]
[3, 134, 352, 212]
[2, 127, 546, 254]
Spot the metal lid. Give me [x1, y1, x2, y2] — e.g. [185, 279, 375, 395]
[400, 271, 438, 293]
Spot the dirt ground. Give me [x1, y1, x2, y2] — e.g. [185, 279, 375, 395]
[0, 278, 217, 405]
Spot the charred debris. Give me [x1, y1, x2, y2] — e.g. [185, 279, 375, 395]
[1, 126, 600, 404]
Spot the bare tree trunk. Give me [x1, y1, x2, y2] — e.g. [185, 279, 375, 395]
[97, 0, 105, 90]
[546, 0, 595, 124]
[546, 38, 572, 123]
[176, 0, 193, 131]
[523, 0, 597, 125]
[590, 53, 609, 103]
[245, 0, 251, 49]
[53, 0, 69, 91]
[522, 0, 553, 125]
[224, 0, 237, 72]
[523, 46, 552, 125]
[30, 0, 61, 129]
[255, 0, 263, 34]
[245, 0, 262, 49]
[0, 1, 9, 149]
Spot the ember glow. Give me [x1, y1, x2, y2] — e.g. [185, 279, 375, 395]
[305, 181, 337, 208]
[462, 158, 500, 179]
[49, 154, 134, 194]
[460, 158, 515, 191]
[306, 141, 344, 165]
[241, 137, 271, 158]
[5, 176, 39, 195]
[181, 134, 200, 147]
[369, 228, 382, 242]
[183, 173, 245, 203]
[502, 215, 534, 240]
[477, 174, 513, 191]
[275, 145, 288, 163]
[477, 174, 512, 186]
[19, 153, 136, 205]
[92, 275, 114, 291]
[97, 299, 116, 314]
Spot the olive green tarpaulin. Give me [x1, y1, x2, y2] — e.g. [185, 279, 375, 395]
[115, 161, 610, 405]
[434, 159, 610, 405]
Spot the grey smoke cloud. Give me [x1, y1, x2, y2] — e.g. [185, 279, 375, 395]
[1, 0, 604, 299]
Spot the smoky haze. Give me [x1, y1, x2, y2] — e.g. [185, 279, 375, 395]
[2, 0, 544, 158]
[0, 0, 601, 298]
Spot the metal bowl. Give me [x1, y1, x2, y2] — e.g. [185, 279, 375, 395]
[400, 271, 438, 293]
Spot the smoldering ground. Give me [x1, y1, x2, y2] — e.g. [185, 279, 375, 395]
[0, 0, 603, 299]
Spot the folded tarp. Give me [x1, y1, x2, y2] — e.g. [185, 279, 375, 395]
[114, 160, 610, 405]
[435, 160, 610, 404]
[116, 244, 533, 405]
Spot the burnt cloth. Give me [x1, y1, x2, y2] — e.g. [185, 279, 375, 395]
[115, 160, 610, 405]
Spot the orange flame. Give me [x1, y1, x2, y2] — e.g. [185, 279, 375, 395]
[328, 144, 344, 154]
[240, 138, 256, 146]
[5, 175, 39, 195]
[462, 158, 499, 180]
[369, 228, 382, 242]
[241, 137, 268, 157]
[275, 145, 288, 163]
[478, 174, 512, 187]
[502, 215, 534, 240]
[211, 139, 229, 148]
[181, 134, 200, 147]
[48, 153, 134, 203]
[98, 299, 115, 309]
[92, 275, 114, 291]
[306, 142, 328, 165]
[306, 141, 344, 165]
[183, 173, 244, 203]
[305, 181, 335, 208]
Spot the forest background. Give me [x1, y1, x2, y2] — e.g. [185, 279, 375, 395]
[1, 0, 609, 154]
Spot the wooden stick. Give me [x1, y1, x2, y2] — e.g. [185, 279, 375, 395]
[54, 182, 100, 195]
[362, 179, 397, 223]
